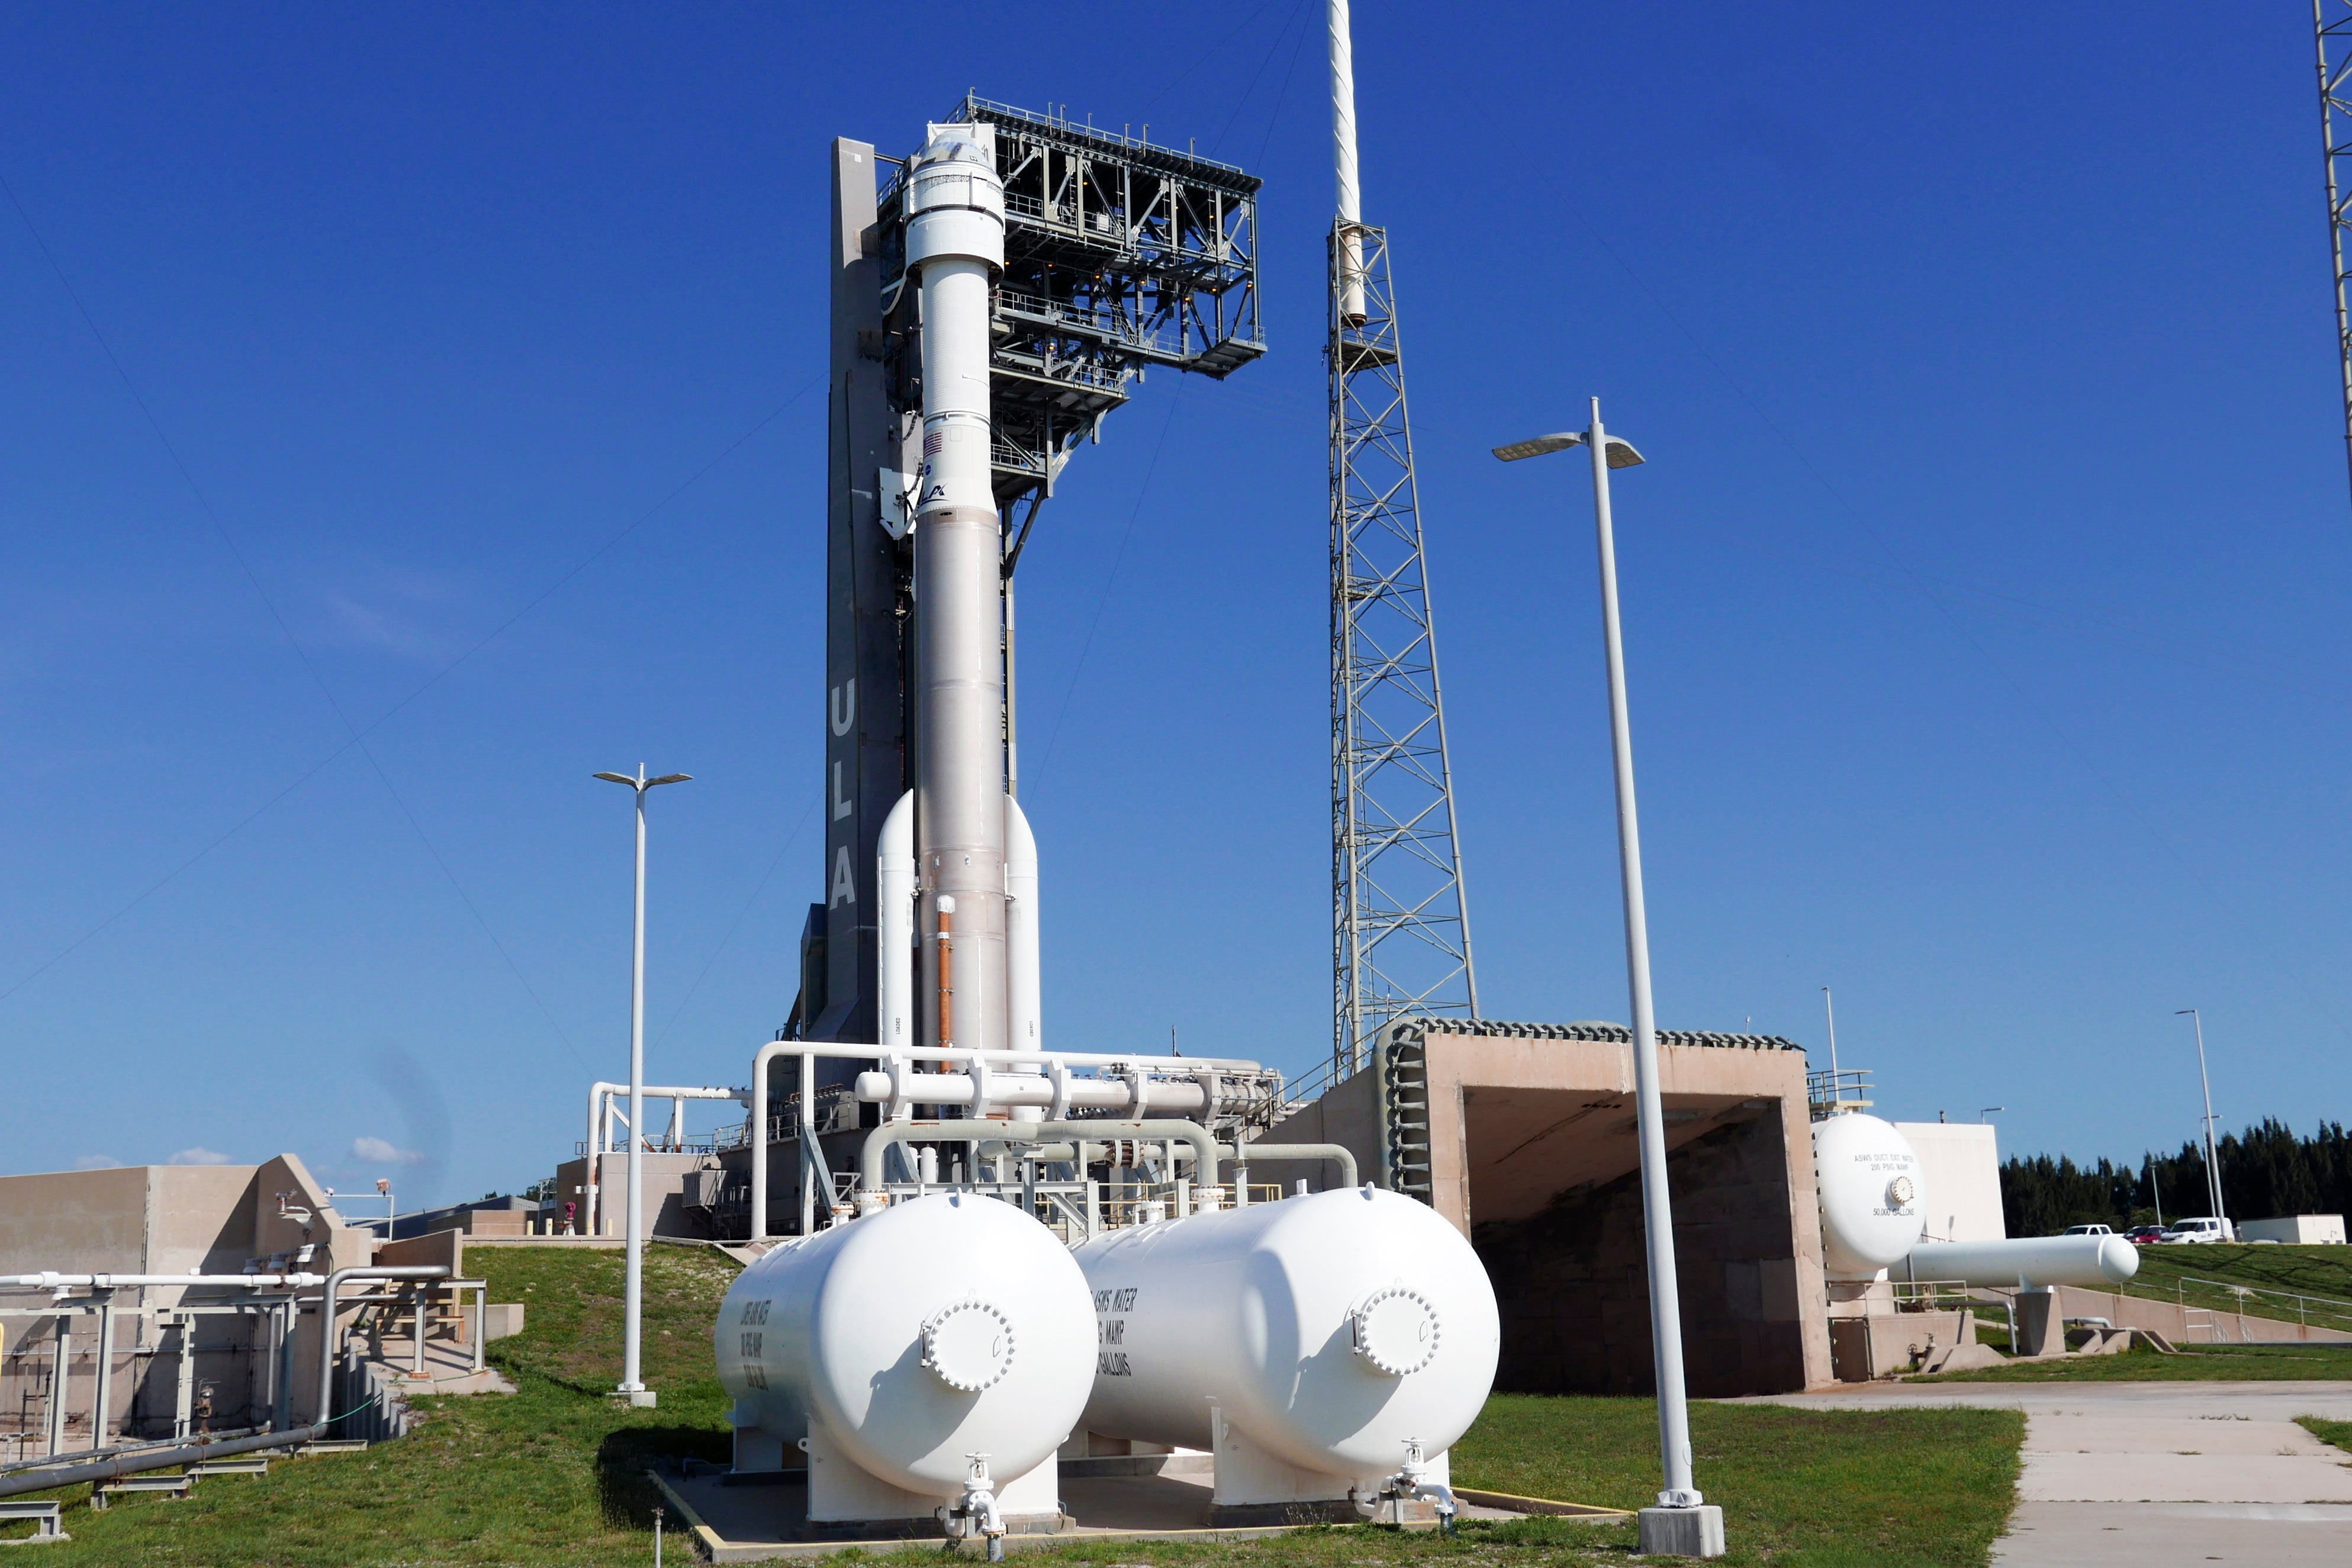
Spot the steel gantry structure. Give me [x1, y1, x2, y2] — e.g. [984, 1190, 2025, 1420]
[2318, 2, 2352, 510]
[801, 95, 1262, 1049]
[1327, 0, 1478, 1077]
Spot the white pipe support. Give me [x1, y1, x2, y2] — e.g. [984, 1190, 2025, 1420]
[313, 1266, 452, 1428]
[2, 1273, 329, 1291]
[747, 1040, 1262, 1244]
[860, 1118, 1220, 1195]
[1219, 1143, 1360, 1190]
[848, 1068, 1212, 1116]
[587, 1080, 744, 1230]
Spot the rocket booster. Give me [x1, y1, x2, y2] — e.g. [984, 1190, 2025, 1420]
[905, 124, 1011, 1054]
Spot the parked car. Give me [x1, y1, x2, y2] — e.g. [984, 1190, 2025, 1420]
[2164, 1216, 2234, 1243]
[2123, 1225, 2167, 1245]
[2061, 1224, 2114, 1237]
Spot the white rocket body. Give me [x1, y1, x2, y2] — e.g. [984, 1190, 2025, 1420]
[905, 124, 1012, 1055]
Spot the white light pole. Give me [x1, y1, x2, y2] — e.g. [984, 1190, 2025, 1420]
[1495, 400, 1722, 1559]
[596, 764, 691, 1406]
[377, 1177, 394, 1241]
[2176, 1009, 2226, 1227]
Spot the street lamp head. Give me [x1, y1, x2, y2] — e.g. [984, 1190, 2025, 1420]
[1492, 432, 1584, 462]
[1491, 431, 1646, 468]
[594, 770, 691, 789]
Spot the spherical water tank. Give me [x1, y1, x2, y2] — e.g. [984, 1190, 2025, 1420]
[1813, 1113, 1928, 1280]
[1070, 1186, 1499, 1482]
[716, 1191, 1094, 1497]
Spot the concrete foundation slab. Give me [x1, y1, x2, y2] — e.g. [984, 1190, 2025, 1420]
[648, 1466, 1552, 1561]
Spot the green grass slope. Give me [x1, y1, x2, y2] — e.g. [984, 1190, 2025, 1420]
[3, 1242, 2026, 1566]
[1912, 1342, 2352, 1383]
[2123, 1243, 2352, 1312]
[2, 1242, 740, 1566]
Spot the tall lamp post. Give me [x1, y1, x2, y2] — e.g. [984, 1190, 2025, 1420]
[596, 764, 692, 1406]
[2176, 1009, 2226, 1229]
[1494, 399, 1722, 1560]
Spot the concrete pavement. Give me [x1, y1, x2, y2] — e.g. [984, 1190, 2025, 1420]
[1739, 1381, 2352, 1565]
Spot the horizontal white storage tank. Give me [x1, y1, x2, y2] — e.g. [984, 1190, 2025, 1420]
[1813, 1112, 1928, 1280]
[716, 1192, 1094, 1500]
[1904, 1235, 2139, 1289]
[1070, 1186, 1499, 1485]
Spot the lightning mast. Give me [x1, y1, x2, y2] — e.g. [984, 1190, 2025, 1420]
[2319, 1, 2352, 508]
[1328, 0, 1479, 1077]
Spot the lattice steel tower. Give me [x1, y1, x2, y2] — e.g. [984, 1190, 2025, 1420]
[2318, 2, 2352, 508]
[1327, 0, 1478, 1075]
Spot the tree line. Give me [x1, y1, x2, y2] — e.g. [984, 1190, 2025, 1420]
[1999, 1118, 2352, 1236]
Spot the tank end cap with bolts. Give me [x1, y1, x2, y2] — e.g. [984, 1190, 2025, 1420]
[1636, 1501, 1725, 1559]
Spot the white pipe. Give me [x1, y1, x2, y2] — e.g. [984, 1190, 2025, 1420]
[1005, 794, 1041, 1051]
[850, 1070, 1210, 1116]
[879, 790, 915, 1050]
[585, 1081, 744, 1234]
[1904, 1236, 2140, 1290]
[3, 1274, 327, 1290]
[745, 1041, 1262, 1245]
[314, 1267, 453, 1428]
[1328, 0, 1366, 321]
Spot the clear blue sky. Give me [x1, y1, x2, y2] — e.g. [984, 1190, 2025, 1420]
[3, 4, 2344, 1208]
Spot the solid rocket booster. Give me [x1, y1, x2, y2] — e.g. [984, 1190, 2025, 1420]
[905, 124, 1009, 1054]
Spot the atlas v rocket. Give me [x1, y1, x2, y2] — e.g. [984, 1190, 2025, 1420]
[894, 121, 1035, 1061]
[796, 101, 1263, 1060]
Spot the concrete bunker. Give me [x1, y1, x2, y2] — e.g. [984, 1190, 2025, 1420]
[1272, 1019, 1834, 1395]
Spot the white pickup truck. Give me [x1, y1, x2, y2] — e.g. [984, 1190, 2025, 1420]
[2163, 1216, 2235, 1243]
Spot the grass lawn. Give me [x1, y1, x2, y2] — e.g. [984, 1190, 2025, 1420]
[2299, 1415, 2352, 1454]
[2, 1245, 2026, 1566]
[1912, 1342, 2352, 1383]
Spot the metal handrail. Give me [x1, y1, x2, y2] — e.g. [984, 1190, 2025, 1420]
[2151, 1271, 2352, 1335]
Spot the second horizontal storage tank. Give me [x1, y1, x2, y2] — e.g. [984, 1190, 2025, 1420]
[1070, 1186, 1500, 1483]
